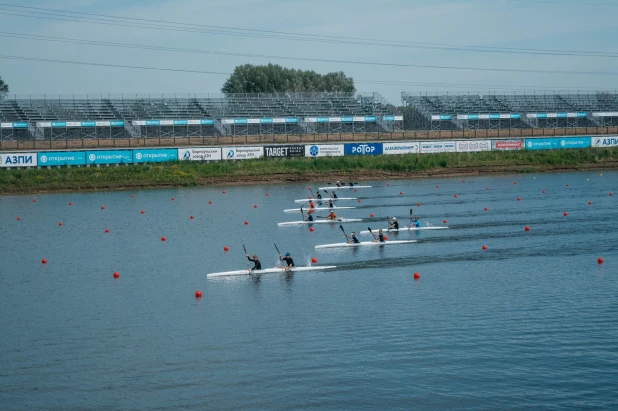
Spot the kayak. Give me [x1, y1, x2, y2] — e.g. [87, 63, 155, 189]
[284, 206, 356, 213]
[207, 265, 337, 278]
[315, 240, 417, 249]
[360, 226, 449, 234]
[294, 198, 356, 203]
[318, 185, 372, 190]
[278, 218, 362, 226]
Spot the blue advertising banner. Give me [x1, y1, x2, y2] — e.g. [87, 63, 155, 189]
[285, 118, 299, 123]
[86, 150, 133, 165]
[526, 137, 591, 150]
[344, 143, 383, 155]
[132, 149, 178, 163]
[38, 151, 86, 166]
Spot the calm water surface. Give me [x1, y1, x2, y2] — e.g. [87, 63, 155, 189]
[1, 171, 617, 410]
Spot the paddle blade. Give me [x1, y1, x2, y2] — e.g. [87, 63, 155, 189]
[339, 225, 345, 232]
[410, 208, 414, 215]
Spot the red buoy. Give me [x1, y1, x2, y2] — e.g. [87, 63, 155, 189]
[413, 272, 420, 280]
[517, 197, 521, 201]
[514, 181, 517, 185]
[588, 201, 592, 205]
[131, 194, 135, 198]
[266, 193, 269, 196]
[462, 180, 465, 183]
[209, 201, 213, 204]
[443, 219, 448, 224]
[436, 185, 440, 188]
[598, 257, 604, 265]
[113, 271, 120, 278]
[161, 236, 167, 241]
[254, 205, 258, 208]
[190, 215, 194, 219]
[354, 189, 357, 192]
[370, 213, 375, 218]
[610, 192, 613, 196]
[17, 216, 21, 221]
[195, 290, 202, 299]
[417, 203, 421, 207]
[387, 183, 390, 186]
[68, 202, 72, 206]
[384, 235, 389, 241]
[525, 226, 530, 231]
[244, 221, 248, 225]
[400, 191, 404, 195]
[485, 188, 489, 190]
[358, 199, 362, 203]
[484, 207, 488, 211]
[33, 199, 37, 203]
[482, 245, 488, 250]
[307, 187, 311, 190]
[454, 194, 458, 198]
[223, 246, 229, 252]
[563, 212, 568, 216]
[172, 197, 175, 201]
[566, 184, 570, 187]
[42, 258, 47, 264]
[222, 190, 226, 194]
[311, 257, 318, 264]
[309, 227, 315, 232]
[101, 206, 105, 210]
[105, 228, 110, 233]
[542, 190, 546, 194]
[141, 210, 145, 214]
[58, 222, 63, 226]
[307, 195, 312, 199]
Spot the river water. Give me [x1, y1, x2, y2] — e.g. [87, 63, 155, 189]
[1, 171, 617, 410]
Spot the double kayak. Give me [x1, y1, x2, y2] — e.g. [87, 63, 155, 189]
[294, 198, 356, 203]
[360, 226, 448, 234]
[208, 265, 337, 277]
[278, 218, 362, 226]
[318, 185, 372, 190]
[284, 206, 356, 213]
[315, 240, 416, 249]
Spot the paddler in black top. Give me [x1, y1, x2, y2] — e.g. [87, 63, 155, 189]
[246, 254, 262, 271]
[331, 191, 338, 199]
[372, 229, 385, 243]
[328, 199, 335, 208]
[346, 231, 361, 244]
[336, 181, 342, 187]
[303, 210, 314, 221]
[280, 252, 295, 269]
[389, 217, 399, 230]
[316, 191, 322, 199]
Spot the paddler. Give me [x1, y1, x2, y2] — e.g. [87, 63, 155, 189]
[331, 191, 338, 199]
[328, 199, 335, 208]
[245, 254, 262, 271]
[316, 191, 322, 199]
[321, 211, 338, 220]
[389, 217, 399, 230]
[372, 229, 386, 243]
[346, 231, 361, 244]
[303, 210, 315, 222]
[279, 252, 295, 270]
[411, 217, 421, 228]
[336, 181, 342, 187]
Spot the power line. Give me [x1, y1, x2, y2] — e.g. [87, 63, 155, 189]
[1, 4, 617, 57]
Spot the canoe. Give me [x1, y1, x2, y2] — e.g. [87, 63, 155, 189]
[207, 265, 337, 277]
[278, 218, 362, 226]
[284, 207, 356, 213]
[315, 240, 417, 249]
[294, 198, 356, 203]
[318, 185, 372, 190]
[360, 226, 449, 234]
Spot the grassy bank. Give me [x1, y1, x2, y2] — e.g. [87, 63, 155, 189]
[1, 148, 617, 193]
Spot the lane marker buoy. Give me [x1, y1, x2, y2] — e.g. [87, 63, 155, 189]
[598, 257, 604, 265]
[482, 245, 488, 250]
[195, 290, 202, 299]
[161, 236, 167, 241]
[563, 212, 568, 216]
[224, 246, 229, 252]
[311, 257, 318, 264]
[17, 216, 21, 221]
[105, 228, 110, 233]
[370, 213, 375, 218]
[113, 272, 120, 278]
[525, 226, 531, 231]
[42, 258, 47, 264]
[414, 272, 420, 280]
[309, 227, 315, 232]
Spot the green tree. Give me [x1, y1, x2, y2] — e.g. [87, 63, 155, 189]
[221, 64, 355, 93]
[0, 76, 8, 99]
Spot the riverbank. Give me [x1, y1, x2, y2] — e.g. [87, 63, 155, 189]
[1, 148, 617, 193]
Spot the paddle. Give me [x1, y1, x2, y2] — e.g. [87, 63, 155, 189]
[339, 225, 349, 242]
[410, 208, 414, 226]
[300, 206, 304, 221]
[243, 244, 252, 272]
[368, 226, 378, 241]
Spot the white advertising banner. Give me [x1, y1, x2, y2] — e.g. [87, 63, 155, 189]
[456, 140, 491, 152]
[592, 112, 618, 117]
[222, 146, 263, 160]
[419, 141, 456, 153]
[132, 120, 147, 126]
[305, 144, 345, 157]
[0, 152, 38, 167]
[591, 136, 618, 147]
[178, 147, 222, 161]
[383, 142, 420, 155]
[247, 119, 261, 124]
[159, 120, 174, 126]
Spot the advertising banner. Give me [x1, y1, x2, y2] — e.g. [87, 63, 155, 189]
[178, 147, 222, 161]
[222, 146, 264, 160]
[526, 137, 591, 150]
[132, 149, 178, 163]
[86, 150, 133, 165]
[305, 144, 344, 157]
[1, 122, 28, 129]
[492, 139, 524, 151]
[456, 140, 491, 152]
[382, 142, 420, 155]
[38, 151, 86, 166]
[0, 152, 38, 167]
[344, 143, 383, 156]
[591, 136, 618, 147]
[419, 141, 456, 153]
[264, 145, 305, 158]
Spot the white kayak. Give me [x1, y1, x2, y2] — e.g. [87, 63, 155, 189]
[278, 218, 362, 226]
[284, 206, 356, 213]
[319, 185, 372, 190]
[294, 198, 356, 203]
[315, 240, 416, 249]
[207, 265, 337, 278]
[360, 226, 449, 234]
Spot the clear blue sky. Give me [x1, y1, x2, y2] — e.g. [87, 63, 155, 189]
[1, 0, 617, 105]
